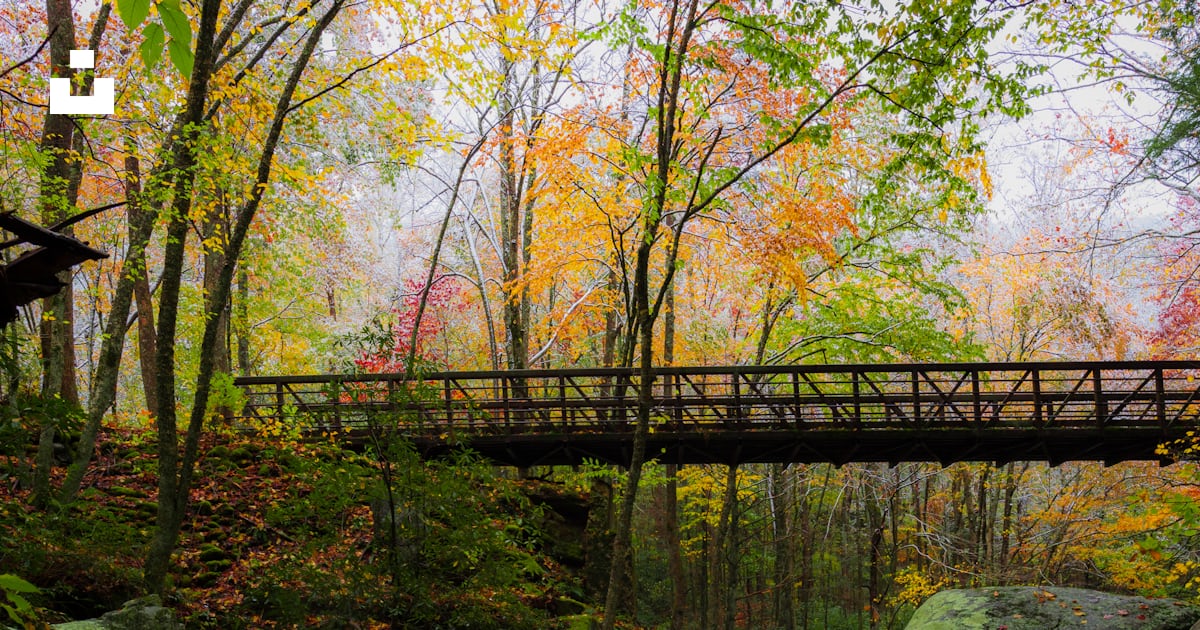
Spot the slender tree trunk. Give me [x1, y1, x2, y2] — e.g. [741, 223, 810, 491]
[498, 65, 527, 372]
[699, 521, 710, 629]
[30, 0, 77, 509]
[145, 0, 343, 593]
[975, 466, 989, 574]
[985, 464, 1001, 574]
[126, 153, 159, 414]
[45, 0, 111, 410]
[912, 467, 926, 574]
[460, 212, 500, 369]
[143, 0, 226, 593]
[520, 169, 535, 361]
[660, 464, 687, 627]
[405, 136, 487, 370]
[235, 267, 250, 374]
[59, 129, 162, 507]
[202, 200, 232, 423]
[603, 1, 701, 626]
[661, 266, 687, 629]
[1000, 462, 1023, 575]
[1, 314, 20, 408]
[601, 285, 654, 628]
[868, 505, 884, 629]
[598, 270, 620, 424]
[706, 464, 739, 629]
[723, 465, 740, 630]
[771, 463, 796, 630]
[202, 203, 231, 377]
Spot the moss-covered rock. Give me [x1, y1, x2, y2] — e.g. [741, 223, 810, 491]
[105, 486, 147, 499]
[100, 595, 180, 629]
[197, 544, 227, 563]
[203, 559, 233, 572]
[228, 447, 254, 463]
[274, 452, 302, 472]
[52, 595, 181, 630]
[906, 587, 1200, 630]
[191, 572, 221, 588]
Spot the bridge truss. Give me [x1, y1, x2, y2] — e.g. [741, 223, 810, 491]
[235, 361, 1200, 467]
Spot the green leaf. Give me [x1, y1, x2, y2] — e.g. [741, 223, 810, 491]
[0, 574, 37, 594]
[3, 603, 24, 625]
[168, 38, 194, 79]
[116, 0, 151, 31]
[157, 0, 192, 49]
[139, 23, 165, 69]
[7, 592, 31, 612]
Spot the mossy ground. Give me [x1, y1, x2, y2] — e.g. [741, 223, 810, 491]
[1, 427, 597, 628]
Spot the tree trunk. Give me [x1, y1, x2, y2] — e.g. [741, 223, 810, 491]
[498, 65, 527, 372]
[202, 204, 231, 378]
[659, 464, 686, 628]
[459, 212, 500, 369]
[661, 265, 687, 629]
[126, 153, 160, 414]
[144, 0, 342, 593]
[600, 285, 654, 629]
[235, 267, 250, 374]
[59, 149, 157, 505]
[202, 200, 232, 423]
[602, 1, 702, 626]
[1000, 462, 1024, 575]
[143, 0, 227, 593]
[723, 465, 741, 630]
[975, 466, 990, 574]
[708, 464, 738, 628]
[45, 0, 114, 409]
[868, 507, 884, 629]
[771, 463, 796, 630]
[799, 468, 817, 629]
[30, 0, 78, 509]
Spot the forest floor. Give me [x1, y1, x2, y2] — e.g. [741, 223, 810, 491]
[1, 425, 603, 628]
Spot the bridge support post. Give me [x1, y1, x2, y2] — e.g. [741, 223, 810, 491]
[1093, 369, 1107, 426]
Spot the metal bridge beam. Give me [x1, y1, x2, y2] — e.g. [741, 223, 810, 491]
[234, 360, 1200, 467]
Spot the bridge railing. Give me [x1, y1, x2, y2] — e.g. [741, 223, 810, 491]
[233, 361, 1200, 437]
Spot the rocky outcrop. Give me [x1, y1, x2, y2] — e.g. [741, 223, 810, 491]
[907, 587, 1200, 630]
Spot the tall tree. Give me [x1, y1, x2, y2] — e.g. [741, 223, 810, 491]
[596, 0, 1035, 622]
[29, 0, 112, 508]
[141, 0, 361, 590]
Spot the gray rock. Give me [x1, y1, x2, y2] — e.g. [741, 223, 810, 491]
[52, 595, 180, 630]
[907, 586, 1200, 630]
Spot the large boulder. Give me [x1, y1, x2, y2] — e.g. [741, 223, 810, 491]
[907, 587, 1200, 630]
[53, 596, 180, 630]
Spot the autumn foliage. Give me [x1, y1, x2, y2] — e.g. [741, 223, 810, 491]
[4, 0, 1200, 627]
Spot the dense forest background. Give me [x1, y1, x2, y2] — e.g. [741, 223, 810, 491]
[2, 0, 1200, 627]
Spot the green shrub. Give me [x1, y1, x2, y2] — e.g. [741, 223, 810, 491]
[0, 574, 39, 628]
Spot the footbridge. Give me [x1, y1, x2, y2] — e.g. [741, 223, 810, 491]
[234, 361, 1200, 467]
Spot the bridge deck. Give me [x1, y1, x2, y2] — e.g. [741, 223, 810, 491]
[234, 360, 1200, 467]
